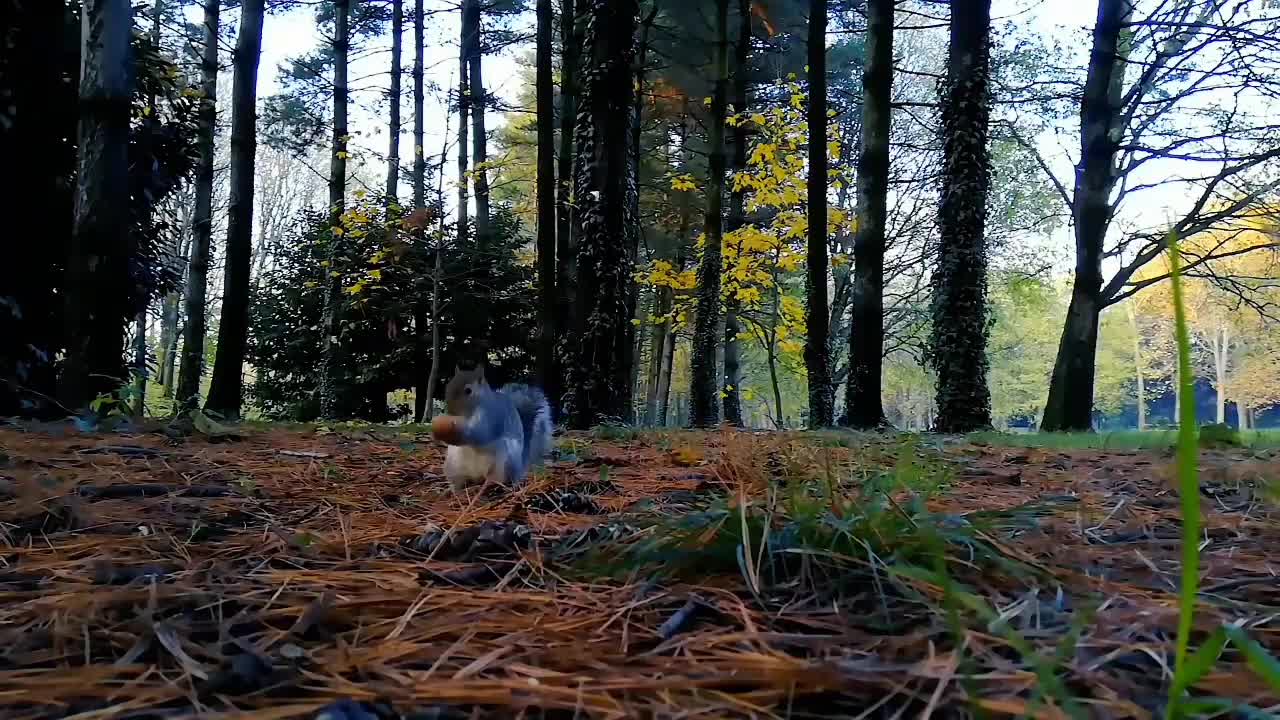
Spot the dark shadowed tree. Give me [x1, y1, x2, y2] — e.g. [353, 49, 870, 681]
[205, 0, 265, 419]
[721, 0, 752, 427]
[536, 0, 557, 391]
[930, 0, 993, 432]
[553, 0, 582, 412]
[563, 0, 639, 429]
[176, 0, 219, 410]
[689, 0, 730, 428]
[804, 0, 832, 428]
[320, 0, 351, 419]
[60, 0, 135, 411]
[843, 0, 892, 429]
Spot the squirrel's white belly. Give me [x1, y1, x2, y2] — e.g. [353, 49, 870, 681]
[444, 445, 496, 489]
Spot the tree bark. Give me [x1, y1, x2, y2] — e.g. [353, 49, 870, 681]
[131, 313, 147, 416]
[552, 0, 581, 412]
[412, 0, 425, 211]
[930, 0, 993, 433]
[385, 0, 403, 204]
[1040, 0, 1133, 432]
[536, 0, 557, 394]
[803, 0, 832, 428]
[456, 3, 470, 248]
[722, 0, 751, 428]
[205, 0, 264, 419]
[465, 0, 490, 248]
[564, 0, 639, 429]
[176, 0, 219, 412]
[319, 0, 350, 419]
[1126, 301, 1146, 430]
[844, 0, 892, 429]
[689, 0, 729, 428]
[1214, 323, 1228, 424]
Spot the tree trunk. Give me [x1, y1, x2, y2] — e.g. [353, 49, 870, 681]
[385, 0, 403, 204]
[413, 0, 425, 211]
[844, 0, 892, 429]
[131, 312, 147, 416]
[456, 5, 470, 248]
[804, 0, 832, 428]
[1040, 0, 1133, 432]
[536, 0, 557, 394]
[563, 0, 639, 429]
[656, 321, 676, 425]
[465, 0, 490, 248]
[721, 0, 750, 428]
[175, 0, 219, 412]
[206, 0, 264, 420]
[930, 0, 993, 433]
[419, 117, 452, 422]
[1126, 302, 1146, 430]
[689, 0, 729, 428]
[643, 289, 670, 424]
[424, 246, 444, 420]
[319, 0, 350, 420]
[552, 0, 582, 414]
[1214, 323, 1228, 424]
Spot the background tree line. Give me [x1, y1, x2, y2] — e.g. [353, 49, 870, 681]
[2, 0, 1278, 432]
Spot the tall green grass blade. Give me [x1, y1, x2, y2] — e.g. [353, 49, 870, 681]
[1168, 626, 1228, 701]
[1223, 625, 1280, 692]
[1165, 229, 1203, 720]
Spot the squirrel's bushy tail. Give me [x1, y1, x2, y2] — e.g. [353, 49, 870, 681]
[502, 384, 553, 468]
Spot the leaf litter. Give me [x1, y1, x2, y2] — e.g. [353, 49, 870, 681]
[0, 425, 1275, 719]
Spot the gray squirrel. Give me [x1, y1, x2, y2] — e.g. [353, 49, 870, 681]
[430, 364, 554, 495]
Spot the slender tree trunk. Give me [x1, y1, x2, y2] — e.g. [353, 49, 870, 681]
[552, 0, 581, 414]
[1174, 361, 1182, 424]
[845, 0, 892, 429]
[1126, 302, 1145, 430]
[456, 7, 470, 248]
[419, 119, 452, 422]
[176, 0, 219, 411]
[930, 0, 993, 433]
[643, 289, 670, 424]
[1215, 324, 1228, 424]
[804, 0, 832, 428]
[413, 0, 425, 211]
[160, 222, 190, 393]
[465, 0, 490, 248]
[689, 0, 729, 428]
[205, 0, 264, 419]
[721, 0, 751, 428]
[131, 313, 147, 415]
[656, 322, 676, 425]
[385, 0, 403, 204]
[411, 0, 429, 420]
[536, 0, 558, 394]
[564, 0, 639, 429]
[320, 0, 350, 420]
[1041, 0, 1133, 432]
[621, 8, 657, 425]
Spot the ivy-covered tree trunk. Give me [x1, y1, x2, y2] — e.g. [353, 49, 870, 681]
[930, 0, 993, 433]
[319, 0, 350, 420]
[721, 0, 751, 428]
[689, 0, 729, 428]
[131, 312, 147, 415]
[385, 0, 402, 203]
[844, 0, 892, 429]
[205, 0, 264, 419]
[61, 0, 134, 411]
[1040, 0, 1132, 432]
[552, 0, 581, 413]
[803, 0, 832, 428]
[176, 0, 219, 411]
[563, 0, 639, 429]
[536, 0, 557, 392]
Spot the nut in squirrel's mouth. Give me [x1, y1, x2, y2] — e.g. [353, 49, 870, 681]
[431, 415, 466, 445]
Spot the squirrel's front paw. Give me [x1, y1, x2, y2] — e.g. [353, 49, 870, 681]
[431, 415, 466, 445]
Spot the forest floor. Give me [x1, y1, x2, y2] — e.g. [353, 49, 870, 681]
[0, 421, 1277, 719]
